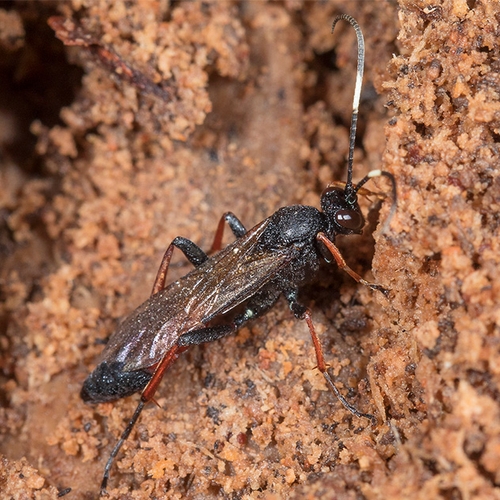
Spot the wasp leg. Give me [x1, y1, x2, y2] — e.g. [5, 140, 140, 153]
[177, 325, 235, 346]
[152, 237, 209, 295]
[210, 212, 247, 252]
[233, 287, 281, 327]
[100, 344, 186, 494]
[154, 214, 246, 295]
[178, 288, 281, 347]
[284, 289, 375, 423]
[316, 232, 389, 297]
[171, 237, 209, 267]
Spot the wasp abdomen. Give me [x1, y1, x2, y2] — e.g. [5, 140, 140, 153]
[81, 361, 152, 403]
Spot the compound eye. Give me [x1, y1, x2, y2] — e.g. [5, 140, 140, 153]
[335, 209, 363, 231]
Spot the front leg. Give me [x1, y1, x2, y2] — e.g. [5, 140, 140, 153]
[316, 232, 389, 296]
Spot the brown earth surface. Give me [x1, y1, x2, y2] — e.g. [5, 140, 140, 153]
[0, 1, 499, 499]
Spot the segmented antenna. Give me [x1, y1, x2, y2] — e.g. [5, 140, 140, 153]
[332, 15, 397, 231]
[331, 14, 365, 201]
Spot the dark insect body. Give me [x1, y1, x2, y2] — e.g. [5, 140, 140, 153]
[81, 15, 397, 495]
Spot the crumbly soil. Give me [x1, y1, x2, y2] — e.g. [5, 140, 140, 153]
[1, 1, 499, 499]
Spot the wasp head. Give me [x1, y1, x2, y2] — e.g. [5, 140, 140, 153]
[320, 185, 365, 236]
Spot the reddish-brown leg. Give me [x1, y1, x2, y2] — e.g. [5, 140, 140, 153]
[141, 345, 188, 401]
[100, 345, 188, 495]
[303, 309, 375, 422]
[209, 212, 246, 253]
[316, 232, 388, 296]
[210, 213, 230, 253]
[151, 243, 175, 295]
[152, 213, 246, 297]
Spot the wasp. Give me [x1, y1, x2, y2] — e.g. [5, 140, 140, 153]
[81, 14, 397, 494]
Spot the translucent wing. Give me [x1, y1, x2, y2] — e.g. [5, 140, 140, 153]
[99, 219, 299, 371]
